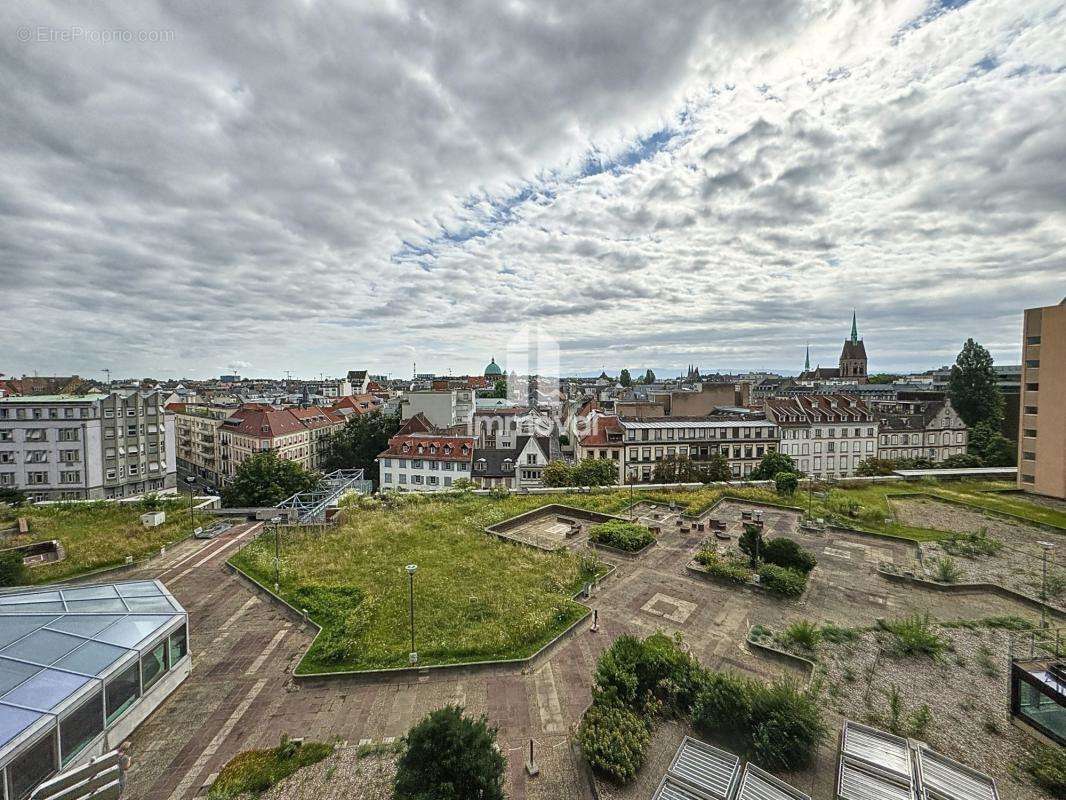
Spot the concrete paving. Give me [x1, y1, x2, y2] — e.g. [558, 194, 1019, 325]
[113, 503, 1043, 800]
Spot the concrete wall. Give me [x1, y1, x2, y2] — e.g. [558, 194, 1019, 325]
[1021, 302, 1066, 499]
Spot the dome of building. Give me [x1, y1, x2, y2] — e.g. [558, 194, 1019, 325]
[484, 357, 502, 377]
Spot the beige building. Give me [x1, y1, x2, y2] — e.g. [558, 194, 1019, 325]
[1019, 299, 1066, 499]
[172, 404, 230, 489]
[218, 407, 343, 485]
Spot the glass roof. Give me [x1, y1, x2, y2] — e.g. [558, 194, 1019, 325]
[0, 579, 186, 754]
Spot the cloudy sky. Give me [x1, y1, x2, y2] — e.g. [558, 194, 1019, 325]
[1, 0, 1063, 380]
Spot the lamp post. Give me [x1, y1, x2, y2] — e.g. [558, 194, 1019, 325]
[271, 515, 283, 593]
[406, 564, 418, 664]
[184, 475, 196, 524]
[1039, 541, 1054, 629]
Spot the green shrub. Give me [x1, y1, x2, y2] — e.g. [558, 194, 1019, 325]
[738, 524, 765, 564]
[782, 620, 821, 650]
[593, 632, 702, 715]
[758, 564, 807, 597]
[774, 471, 799, 496]
[1025, 744, 1066, 799]
[589, 520, 654, 552]
[209, 736, 333, 799]
[695, 551, 753, 584]
[0, 487, 27, 507]
[932, 556, 963, 583]
[576, 699, 650, 784]
[749, 680, 827, 771]
[943, 528, 1001, 558]
[0, 550, 27, 588]
[878, 614, 946, 658]
[395, 706, 505, 800]
[692, 671, 754, 740]
[762, 538, 817, 574]
[820, 623, 859, 644]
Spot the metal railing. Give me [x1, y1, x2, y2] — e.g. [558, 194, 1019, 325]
[275, 468, 372, 523]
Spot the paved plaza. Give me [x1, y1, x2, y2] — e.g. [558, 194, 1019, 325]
[101, 502, 1046, 799]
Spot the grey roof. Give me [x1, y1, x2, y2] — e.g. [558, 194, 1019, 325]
[652, 774, 714, 800]
[0, 580, 186, 762]
[668, 737, 740, 800]
[838, 758, 914, 800]
[736, 764, 810, 800]
[471, 448, 519, 477]
[916, 747, 998, 800]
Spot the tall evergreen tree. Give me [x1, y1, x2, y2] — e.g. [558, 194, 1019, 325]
[948, 339, 1004, 428]
[642, 368, 656, 384]
[618, 368, 632, 387]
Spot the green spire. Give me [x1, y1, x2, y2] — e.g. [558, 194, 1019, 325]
[804, 342, 810, 372]
[850, 310, 859, 344]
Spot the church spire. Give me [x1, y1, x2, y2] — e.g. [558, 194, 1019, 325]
[850, 310, 859, 344]
[804, 342, 811, 372]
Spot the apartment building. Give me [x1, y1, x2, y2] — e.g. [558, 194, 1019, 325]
[214, 407, 334, 482]
[574, 414, 625, 483]
[764, 395, 877, 478]
[172, 404, 231, 489]
[377, 433, 475, 491]
[399, 389, 475, 429]
[871, 399, 968, 463]
[1019, 299, 1066, 499]
[288, 407, 345, 470]
[619, 416, 779, 482]
[0, 391, 175, 500]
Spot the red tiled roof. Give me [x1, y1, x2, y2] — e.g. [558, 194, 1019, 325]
[377, 434, 476, 462]
[221, 408, 308, 438]
[330, 394, 383, 415]
[288, 407, 345, 429]
[578, 414, 623, 446]
[397, 413, 434, 435]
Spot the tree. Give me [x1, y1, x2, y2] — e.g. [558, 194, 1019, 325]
[489, 379, 507, 398]
[653, 454, 705, 484]
[750, 451, 797, 481]
[703, 453, 732, 483]
[739, 523, 765, 566]
[948, 339, 1004, 428]
[618, 368, 632, 387]
[866, 373, 902, 385]
[541, 460, 573, 487]
[395, 705, 505, 800]
[856, 458, 897, 477]
[222, 451, 320, 507]
[642, 369, 656, 384]
[320, 411, 401, 483]
[0, 550, 27, 588]
[968, 420, 1016, 467]
[774, 471, 799, 496]
[0, 487, 27, 507]
[572, 458, 619, 486]
[940, 452, 984, 469]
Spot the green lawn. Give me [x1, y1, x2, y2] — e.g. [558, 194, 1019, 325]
[0, 498, 209, 584]
[227, 480, 1060, 673]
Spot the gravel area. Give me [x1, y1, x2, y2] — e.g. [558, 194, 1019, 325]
[249, 749, 397, 800]
[892, 497, 1066, 607]
[814, 624, 1047, 800]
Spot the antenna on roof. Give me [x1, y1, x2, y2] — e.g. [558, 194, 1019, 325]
[102, 368, 111, 386]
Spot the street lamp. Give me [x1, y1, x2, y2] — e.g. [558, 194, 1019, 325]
[406, 564, 419, 665]
[271, 515, 283, 593]
[1039, 541, 1054, 629]
[184, 475, 196, 524]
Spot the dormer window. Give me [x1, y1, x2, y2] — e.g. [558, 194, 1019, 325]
[443, 445, 452, 454]
[430, 445, 437, 454]
[461, 445, 469, 454]
[503, 458, 513, 471]
[417, 445, 424, 454]
[401, 443, 410, 453]
[475, 458, 486, 472]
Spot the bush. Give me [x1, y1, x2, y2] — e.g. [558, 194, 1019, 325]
[395, 705, 505, 800]
[750, 451, 797, 481]
[774, 471, 799, 496]
[577, 700, 650, 783]
[758, 564, 807, 597]
[0, 487, 27, 507]
[820, 623, 859, 644]
[209, 736, 333, 799]
[878, 614, 946, 658]
[762, 538, 817, 574]
[932, 556, 962, 583]
[856, 458, 898, 477]
[738, 524, 765, 564]
[589, 520, 654, 552]
[695, 551, 753, 584]
[593, 632, 702, 715]
[1025, 744, 1066, 799]
[943, 528, 1001, 557]
[0, 550, 27, 588]
[749, 680, 827, 771]
[782, 620, 821, 650]
[692, 671, 754, 739]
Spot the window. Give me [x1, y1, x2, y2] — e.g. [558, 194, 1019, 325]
[0, 452, 14, 463]
[1023, 451, 1036, 461]
[1025, 429, 1038, 438]
[0, 430, 11, 442]
[142, 640, 167, 691]
[1025, 406, 1038, 415]
[28, 471, 49, 485]
[60, 691, 104, 766]
[60, 471, 81, 484]
[59, 428, 80, 442]
[9, 730, 57, 800]
[1025, 359, 1040, 368]
[106, 661, 141, 723]
[1026, 383, 1039, 391]
[25, 428, 47, 442]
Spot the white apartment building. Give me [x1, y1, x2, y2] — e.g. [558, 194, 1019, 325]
[377, 433, 475, 491]
[873, 399, 968, 463]
[764, 395, 877, 478]
[0, 391, 176, 501]
[619, 416, 780, 482]
[399, 390, 475, 430]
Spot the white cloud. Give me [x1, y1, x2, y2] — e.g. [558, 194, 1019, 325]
[0, 0, 1063, 378]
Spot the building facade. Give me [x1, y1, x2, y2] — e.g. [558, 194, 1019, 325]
[172, 404, 230, 489]
[620, 417, 779, 482]
[872, 399, 968, 464]
[1019, 299, 1066, 499]
[377, 433, 475, 491]
[764, 395, 877, 478]
[218, 407, 335, 484]
[0, 391, 175, 501]
[574, 414, 625, 483]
